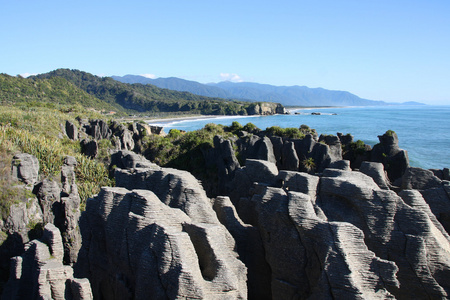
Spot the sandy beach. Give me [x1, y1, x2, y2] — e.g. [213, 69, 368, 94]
[144, 107, 344, 126]
[145, 115, 221, 125]
[145, 114, 259, 126]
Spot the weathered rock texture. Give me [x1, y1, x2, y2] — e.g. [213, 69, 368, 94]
[2, 153, 82, 288]
[5, 129, 449, 300]
[221, 158, 450, 299]
[2, 223, 92, 300]
[11, 153, 39, 185]
[68, 119, 166, 154]
[75, 162, 247, 299]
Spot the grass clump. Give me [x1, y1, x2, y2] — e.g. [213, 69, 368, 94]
[301, 157, 316, 173]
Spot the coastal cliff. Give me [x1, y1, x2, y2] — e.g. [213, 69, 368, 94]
[1, 121, 450, 299]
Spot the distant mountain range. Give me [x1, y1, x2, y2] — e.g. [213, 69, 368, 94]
[112, 75, 425, 107]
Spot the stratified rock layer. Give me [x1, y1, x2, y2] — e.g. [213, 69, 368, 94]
[76, 163, 247, 299]
[2, 223, 92, 300]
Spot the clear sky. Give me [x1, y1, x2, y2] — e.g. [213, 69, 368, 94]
[1, 0, 449, 104]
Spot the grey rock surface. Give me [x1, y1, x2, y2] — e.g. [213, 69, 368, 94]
[204, 136, 241, 195]
[2, 223, 92, 300]
[65, 120, 79, 141]
[251, 186, 397, 299]
[371, 131, 409, 182]
[85, 119, 111, 140]
[80, 139, 98, 158]
[76, 186, 247, 299]
[212, 196, 271, 300]
[114, 167, 219, 224]
[328, 159, 352, 171]
[280, 141, 299, 171]
[237, 135, 276, 164]
[110, 150, 160, 170]
[110, 121, 135, 151]
[359, 161, 390, 189]
[401, 167, 442, 190]
[319, 168, 450, 299]
[11, 153, 39, 185]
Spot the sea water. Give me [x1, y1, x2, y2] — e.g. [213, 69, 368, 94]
[149, 105, 450, 170]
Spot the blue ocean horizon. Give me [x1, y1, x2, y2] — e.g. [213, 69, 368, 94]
[149, 105, 450, 170]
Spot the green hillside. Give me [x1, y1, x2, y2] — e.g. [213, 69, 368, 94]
[0, 73, 121, 112]
[32, 69, 263, 115]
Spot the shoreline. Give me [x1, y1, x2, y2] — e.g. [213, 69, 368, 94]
[146, 114, 262, 126]
[146, 115, 221, 125]
[145, 106, 346, 126]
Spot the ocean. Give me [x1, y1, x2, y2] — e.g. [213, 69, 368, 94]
[148, 105, 450, 170]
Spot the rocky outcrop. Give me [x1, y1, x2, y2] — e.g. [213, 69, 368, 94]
[11, 153, 39, 185]
[247, 103, 287, 115]
[318, 168, 450, 299]
[110, 150, 160, 171]
[2, 223, 92, 300]
[359, 161, 391, 189]
[221, 158, 450, 299]
[371, 131, 409, 182]
[75, 162, 247, 299]
[4, 154, 82, 272]
[80, 139, 98, 158]
[65, 121, 79, 141]
[401, 167, 450, 235]
[203, 136, 241, 196]
[31, 156, 82, 265]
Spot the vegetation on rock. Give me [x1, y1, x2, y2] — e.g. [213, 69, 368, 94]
[0, 105, 114, 211]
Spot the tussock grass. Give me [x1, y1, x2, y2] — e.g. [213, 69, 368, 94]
[0, 105, 114, 212]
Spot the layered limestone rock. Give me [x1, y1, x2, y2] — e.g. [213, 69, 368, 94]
[252, 187, 398, 299]
[401, 166, 450, 235]
[222, 159, 450, 299]
[318, 168, 450, 299]
[76, 163, 247, 299]
[2, 223, 92, 300]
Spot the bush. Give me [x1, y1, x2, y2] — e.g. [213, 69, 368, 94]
[385, 130, 396, 137]
[350, 140, 366, 155]
[266, 126, 305, 139]
[243, 122, 258, 133]
[168, 129, 182, 139]
[226, 121, 243, 134]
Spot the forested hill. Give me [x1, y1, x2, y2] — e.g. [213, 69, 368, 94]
[31, 69, 282, 115]
[0, 73, 121, 112]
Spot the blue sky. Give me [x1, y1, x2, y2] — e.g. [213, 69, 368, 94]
[1, 0, 449, 104]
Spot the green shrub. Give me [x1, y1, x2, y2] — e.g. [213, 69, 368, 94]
[350, 140, 366, 155]
[243, 122, 258, 133]
[168, 129, 182, 139]
[266, 126, 305, 139]
[226, 121, 243, 134]
[385, 130, 396, 137]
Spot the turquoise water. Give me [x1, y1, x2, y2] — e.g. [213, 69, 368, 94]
[149, 105, 450, 170]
